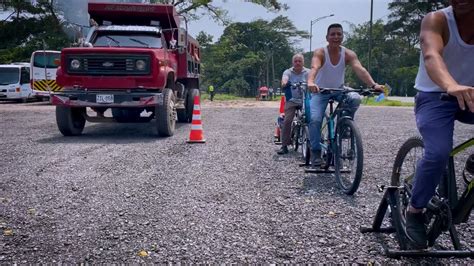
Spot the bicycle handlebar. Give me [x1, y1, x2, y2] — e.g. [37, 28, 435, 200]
[319, 86, 380, 96]
[287, 81, 307, 89]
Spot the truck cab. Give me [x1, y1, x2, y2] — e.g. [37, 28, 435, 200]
[52, 2, 200, 137]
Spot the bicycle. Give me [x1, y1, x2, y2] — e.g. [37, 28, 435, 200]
[288, 82, 311, 162]
[307, 86, 378, 195]
[361, 94, 474, 258]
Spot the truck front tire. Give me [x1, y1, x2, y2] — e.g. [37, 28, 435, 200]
[156, 88, 176, 136]
[56, 106, 86, 136]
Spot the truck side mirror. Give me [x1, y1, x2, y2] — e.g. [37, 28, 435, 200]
[177, 30, 186, 48]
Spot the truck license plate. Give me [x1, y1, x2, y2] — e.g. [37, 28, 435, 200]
[96, 94, 114, 104]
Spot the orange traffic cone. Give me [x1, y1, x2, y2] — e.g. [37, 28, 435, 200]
[187, 95, 206, 143]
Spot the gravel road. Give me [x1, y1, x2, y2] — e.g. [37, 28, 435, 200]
[0, 99, 472, 263]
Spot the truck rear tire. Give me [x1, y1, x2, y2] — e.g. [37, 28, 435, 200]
[177, 88, 199, 123]
[156, 88, 176, 136]
[56, 106, 86, 136]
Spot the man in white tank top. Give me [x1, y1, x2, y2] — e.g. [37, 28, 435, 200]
[404, 1, 474, 250]
[307, 23, 384, 167]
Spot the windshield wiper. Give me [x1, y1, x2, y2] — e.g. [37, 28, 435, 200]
[129, 38, 150, 48]
[105, 35, 120, 47]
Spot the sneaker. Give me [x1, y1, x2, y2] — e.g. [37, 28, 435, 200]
[277, 146, 289, 155]
[311, 150, 322, 167]
[405, 211, 428, 249]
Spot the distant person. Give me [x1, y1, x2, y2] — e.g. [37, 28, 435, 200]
[307, 23, 384, 166]
[208, 85, 215, 101]
[277, 53, 310, 155]
[269, 87, 274, 99]
[402, 1, 474, 249]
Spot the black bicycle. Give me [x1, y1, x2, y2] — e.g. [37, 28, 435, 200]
[361, 94, 474, 258]
[309, 86, 377, 195]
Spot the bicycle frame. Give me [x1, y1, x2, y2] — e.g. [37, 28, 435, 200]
[361, 137, 474, 258]
[320, 96, 355, 165]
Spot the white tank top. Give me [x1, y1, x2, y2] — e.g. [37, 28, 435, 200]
[316, 46, 345, 88]
[415, 6, 474, 92]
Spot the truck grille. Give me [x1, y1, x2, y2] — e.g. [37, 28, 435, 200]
[66, 54, 150, 75]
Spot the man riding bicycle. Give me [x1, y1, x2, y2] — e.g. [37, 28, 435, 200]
[307, 23, 384, 166]
[277, 53, 310, 155]
[404, 0, 474, 249]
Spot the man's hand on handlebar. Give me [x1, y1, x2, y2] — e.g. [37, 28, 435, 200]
[446, 84, 474, 112]
[308, 82, 319, 93]
[371, 83, 385, 93]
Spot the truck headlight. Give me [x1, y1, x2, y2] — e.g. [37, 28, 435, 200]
[136, 60, 146, 71]
[70, 59, 81, 70]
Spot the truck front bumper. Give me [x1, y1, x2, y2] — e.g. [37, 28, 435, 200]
[51, 90, 163, 108]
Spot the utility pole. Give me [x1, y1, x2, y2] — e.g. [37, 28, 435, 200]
[368, 0, 374, 73]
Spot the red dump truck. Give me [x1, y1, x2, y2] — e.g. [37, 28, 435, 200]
[52, 2, 201, 136]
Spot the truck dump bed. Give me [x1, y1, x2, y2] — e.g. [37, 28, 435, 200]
[88, 2, 180, 28]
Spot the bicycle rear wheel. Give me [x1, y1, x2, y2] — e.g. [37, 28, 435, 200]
[301, 125, 311, 164]
[291, 123, 300, 152]
[335, 119, 363, 195]
[390, 136, 424, 250]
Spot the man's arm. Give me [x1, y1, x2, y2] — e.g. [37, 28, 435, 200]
[420, 11, 474, 111]
[281, 70, 289, 87]
[346, 49, 384, 91]
[307, 48, 324, 93]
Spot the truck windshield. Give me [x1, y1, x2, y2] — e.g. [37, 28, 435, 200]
[93, 32, 162, 48]
[0, 68, 20, 85]
[33, 53, 60, 68]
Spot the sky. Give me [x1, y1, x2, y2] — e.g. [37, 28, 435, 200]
[187, 0, 393, 52]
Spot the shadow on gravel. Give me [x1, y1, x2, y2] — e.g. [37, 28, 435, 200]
[300, 173, 368, 206]
[36, 123, 188, 144]
[301, 173, 337, 194]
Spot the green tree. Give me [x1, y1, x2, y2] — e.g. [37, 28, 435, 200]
[201, 16, 306, 96]
[0, 0, 69, 63]
[385, 0, 448, 47]
[149, 0, 287, 24]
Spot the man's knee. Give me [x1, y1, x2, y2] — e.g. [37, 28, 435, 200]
[309, 114, 323, 125]
[424, 144, 451, 164]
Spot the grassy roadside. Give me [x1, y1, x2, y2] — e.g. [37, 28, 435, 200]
[200, 92, 414, 107]
[361, 97, 414, 107]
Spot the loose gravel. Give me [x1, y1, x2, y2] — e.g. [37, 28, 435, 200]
[0, 99, 472, 263]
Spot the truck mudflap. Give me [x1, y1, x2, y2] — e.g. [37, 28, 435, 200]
[51, 90, 164, 108]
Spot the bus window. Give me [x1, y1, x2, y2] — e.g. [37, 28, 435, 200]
[20, 67, 30, 84]
[33, 53, 60, 68]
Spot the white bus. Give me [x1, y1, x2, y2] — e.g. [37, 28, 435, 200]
[0, 63, 33, 102]
[30, 50, 62, 99]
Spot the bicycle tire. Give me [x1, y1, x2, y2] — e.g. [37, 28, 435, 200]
[301, 125, 311, 164]
[390, 136, 424, 250]
[291, 123, 300, 152]
[320, 114, 333, 170]
[335, 119, 363, 195]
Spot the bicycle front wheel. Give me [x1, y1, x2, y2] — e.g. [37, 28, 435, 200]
[335, 119, 363, 195]
[390, 136, 424, 250]
[320, 114, 333, 170]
